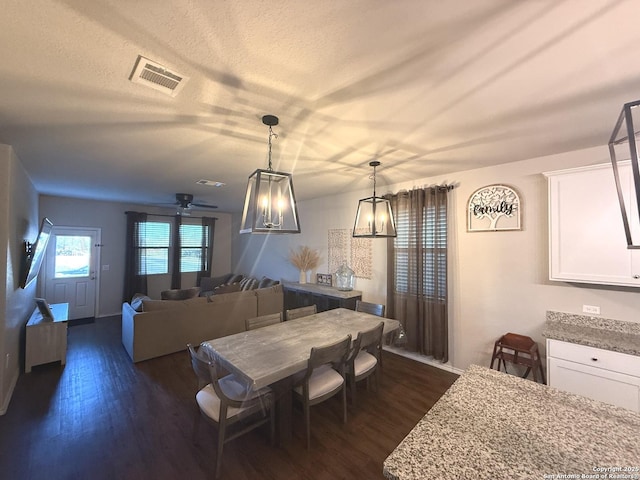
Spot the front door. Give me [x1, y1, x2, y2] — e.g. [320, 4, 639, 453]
[43, 227, 100, 320]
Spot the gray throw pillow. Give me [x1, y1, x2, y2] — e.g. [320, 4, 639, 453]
[130, 293, 151, 312]
[161, 287, 201, 301]
[227, 274, 244, 285]
[200, 273, 233, 292]
[257, 277, 277, 289]
[212, 283, 241, 295]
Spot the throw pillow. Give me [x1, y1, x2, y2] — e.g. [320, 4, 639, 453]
[160, 287, 201, 301]
[130, 293, 151, 312]
[212, 283, 241, 295]
[199, 273, 233, 292]
[257, 276, 278, 289]
[226, 274, 244, 285]
[240, 277, 258, 291]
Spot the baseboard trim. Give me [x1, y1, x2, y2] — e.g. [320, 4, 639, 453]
[383, 345, 465, 375]
[0, 368, 19, 416]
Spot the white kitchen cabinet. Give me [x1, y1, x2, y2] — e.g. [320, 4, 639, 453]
[546, 338, 640, 412]
[545, 162, 640, 287]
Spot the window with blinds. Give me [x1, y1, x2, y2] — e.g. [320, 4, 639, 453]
[137, 221, 171, 275]
[393, 202, 447, 300]
[179, 224, 209, 273]
[136, 221, 210, 275]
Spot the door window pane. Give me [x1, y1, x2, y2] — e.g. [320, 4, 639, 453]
[54, 235, 91, 278]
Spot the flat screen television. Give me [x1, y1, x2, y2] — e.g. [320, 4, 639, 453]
[20, 218, 53, 289]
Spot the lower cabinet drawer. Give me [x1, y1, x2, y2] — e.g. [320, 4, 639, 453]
[548, 357, 640, 412]
[547, 339, 640, 378]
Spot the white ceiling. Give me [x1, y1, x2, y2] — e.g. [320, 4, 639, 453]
[1, 0, 638, 213]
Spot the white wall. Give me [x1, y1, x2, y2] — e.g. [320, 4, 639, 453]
[232, 144, 640, 372]
[40, 196, 233, 316]
[1, 144, 39, 414]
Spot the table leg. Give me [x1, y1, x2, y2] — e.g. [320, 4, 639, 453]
[271, 377, 294, 446]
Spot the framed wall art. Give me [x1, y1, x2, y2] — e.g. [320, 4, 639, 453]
[316, 273, 333, 286]
[467, 184, 521, 232]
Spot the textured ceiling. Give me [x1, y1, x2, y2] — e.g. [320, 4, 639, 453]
[0, 0, 638, 212]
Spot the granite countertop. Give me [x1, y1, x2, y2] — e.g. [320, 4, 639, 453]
[383, 365, 640, 480]
[543, 311, 640, 356]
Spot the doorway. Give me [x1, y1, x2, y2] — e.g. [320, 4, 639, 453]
[43, 227, 101, 320]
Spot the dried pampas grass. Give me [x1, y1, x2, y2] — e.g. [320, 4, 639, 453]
[288, 246, 320, 271]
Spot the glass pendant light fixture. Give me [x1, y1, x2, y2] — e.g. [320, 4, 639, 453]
[240, 115, 301, 234]
[353, 161, 396, 238]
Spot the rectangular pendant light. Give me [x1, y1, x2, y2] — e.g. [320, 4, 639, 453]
[240, 168, 301, 234]
[240, 114, 301, 234]
[353, 161, 396, 238]
[609, 99, 640, 248]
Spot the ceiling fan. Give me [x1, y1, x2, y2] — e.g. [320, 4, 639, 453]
[174, 193, 218, 215]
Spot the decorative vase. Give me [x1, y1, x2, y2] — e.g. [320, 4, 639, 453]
[299, 270, 307, 284]
[335, 263, 355, 291]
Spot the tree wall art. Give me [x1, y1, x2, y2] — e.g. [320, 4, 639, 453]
[467, 184, 521, 231]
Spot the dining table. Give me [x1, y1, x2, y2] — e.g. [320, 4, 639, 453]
[201, 307, 400, 443]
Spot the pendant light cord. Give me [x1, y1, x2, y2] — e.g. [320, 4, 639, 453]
[267, 125, 278, 171]
[372, 163, 377, 197]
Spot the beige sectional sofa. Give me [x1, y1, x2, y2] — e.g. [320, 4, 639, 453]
[122, 284, 283, 362]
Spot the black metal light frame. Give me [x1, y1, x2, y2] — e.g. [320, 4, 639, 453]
[352, 161, 396, 238]
[240, 115, 301, 234]
[609, 99, 640, 248]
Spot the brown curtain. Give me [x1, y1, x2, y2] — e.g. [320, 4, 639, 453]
[196, 216, 216, 285]
[170, 214, 182, 289]
[386, 186, 451, 362]
[123, 211, 148, 301]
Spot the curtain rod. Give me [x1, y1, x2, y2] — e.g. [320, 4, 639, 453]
[124, 211, 218, 220]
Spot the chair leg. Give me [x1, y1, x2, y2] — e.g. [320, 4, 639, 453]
[215, 409, 227, 479]
[350, 374, 357, 406]
[342, 384, 347, 424]
[304, 400, 311, 450]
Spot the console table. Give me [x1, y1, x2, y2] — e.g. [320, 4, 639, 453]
[25, 303, 69, 373]
[283, 282, 362, 312]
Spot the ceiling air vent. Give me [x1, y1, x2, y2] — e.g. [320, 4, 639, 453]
[129, 55, 188, 97]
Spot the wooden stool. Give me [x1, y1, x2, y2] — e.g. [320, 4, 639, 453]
[490, 333, 546, 384]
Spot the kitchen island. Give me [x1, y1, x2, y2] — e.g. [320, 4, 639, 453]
[383, 364, 640, 480]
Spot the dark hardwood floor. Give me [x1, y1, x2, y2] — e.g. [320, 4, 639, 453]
[0, 316, 458, 480]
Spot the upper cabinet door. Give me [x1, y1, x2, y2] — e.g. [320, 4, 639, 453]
[545, 162, 640, 287]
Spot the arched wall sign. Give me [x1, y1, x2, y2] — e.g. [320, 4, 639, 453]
[467, 184, 521, 232]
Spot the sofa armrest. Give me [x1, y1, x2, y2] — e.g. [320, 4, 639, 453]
[122, 302, 137, 361]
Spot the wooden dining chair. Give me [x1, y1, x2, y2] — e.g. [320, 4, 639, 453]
[187, 344, 275, 478]
[285, 304, 317, 321]
[293, 335, 351, 449]
[245, 312, 283, 330]
[355, 300, 386, 367]
[355, 300, 385, 317]
[346, 321, 384, 406]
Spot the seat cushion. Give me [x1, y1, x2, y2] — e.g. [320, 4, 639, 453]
[353, 351, 377, 376]
[294, 364, 344, 400]
[196, 374, 269, 421]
